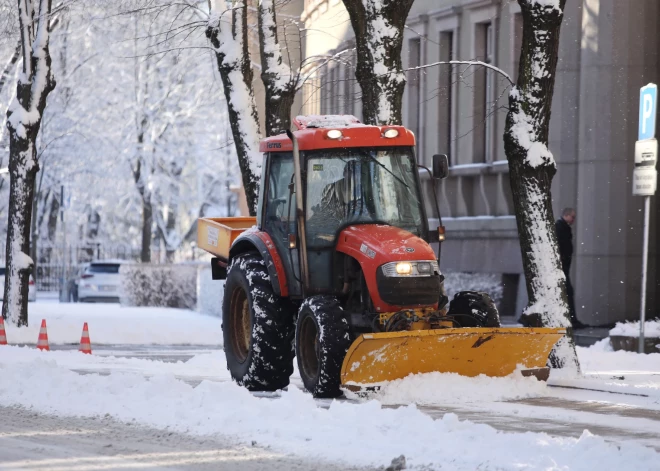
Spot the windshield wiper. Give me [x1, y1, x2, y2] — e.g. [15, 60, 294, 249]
[355, 149, 410, 190]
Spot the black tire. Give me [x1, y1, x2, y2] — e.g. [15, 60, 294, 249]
[447, 291, 501, 328]
[222, 254, 295, 391]
[295, 296, 351, 398]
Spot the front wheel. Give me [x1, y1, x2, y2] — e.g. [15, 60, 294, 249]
[447, 291, 501, 327]
[295, 296, 351, 398]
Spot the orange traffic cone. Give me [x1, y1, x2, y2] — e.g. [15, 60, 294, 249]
[79, 322, 92, 355]
[37, 319, 49, 351]
[0, 317, 7, 345]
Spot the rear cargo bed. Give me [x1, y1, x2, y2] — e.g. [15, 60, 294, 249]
[196, 217, 256, 261]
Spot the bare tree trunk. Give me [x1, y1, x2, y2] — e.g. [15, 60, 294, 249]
[504, 0, 578, 370]
[207, 0, 261, 215]
[257, 0, 296, 136]
[2, 0, 56, 326]
[141, 198, 152, 263]
[341, 0, 414, 125]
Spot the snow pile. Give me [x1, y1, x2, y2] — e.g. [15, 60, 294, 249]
[0, 355, 657, 470]
[366, 371, 548, 406]
[610, 320, 660, 337]
[579, 345, 660, 375]
[4, 301, 221, 345]
[544, 346, 660, 400]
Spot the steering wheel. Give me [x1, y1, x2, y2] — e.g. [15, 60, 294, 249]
[268, 197, 287, 221]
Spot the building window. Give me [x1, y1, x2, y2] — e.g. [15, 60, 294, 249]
[330, 66, 338, 114]
[407, 38, 421, 149]
[473, 22, 493, 163]
[320, 73, 327, 114]
[512, 12, 523, 83]
[345, 51, 355, 116]
[438, 31, 453, 166]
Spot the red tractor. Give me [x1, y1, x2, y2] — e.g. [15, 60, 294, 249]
[198, 115, 564, 398]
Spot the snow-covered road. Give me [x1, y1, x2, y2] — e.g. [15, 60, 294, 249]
[0, 405, 370, 471]
[2, 300, 659, 469]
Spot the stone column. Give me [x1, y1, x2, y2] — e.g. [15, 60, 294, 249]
[575, 0, 660, 325]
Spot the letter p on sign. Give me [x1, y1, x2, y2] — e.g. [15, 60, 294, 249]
[639, 84, 658, 141]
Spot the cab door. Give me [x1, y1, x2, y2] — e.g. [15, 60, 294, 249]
[263, 152, 302, 297]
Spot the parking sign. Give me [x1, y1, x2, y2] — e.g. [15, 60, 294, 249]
[639, 84, 657, 140]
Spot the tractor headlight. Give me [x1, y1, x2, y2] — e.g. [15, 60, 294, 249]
[416, 262, 432, 274]
[383, 128, 399, 138]
[381, 261, 439, 277]
[395, 262, 412, 275]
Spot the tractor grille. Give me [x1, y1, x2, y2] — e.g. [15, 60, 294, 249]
[376, 269, 442, 307]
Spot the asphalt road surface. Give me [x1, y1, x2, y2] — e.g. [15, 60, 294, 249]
[0, 406, 374, 471]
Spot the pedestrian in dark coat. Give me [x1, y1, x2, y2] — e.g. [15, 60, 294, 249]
[555, 208, 585, 328]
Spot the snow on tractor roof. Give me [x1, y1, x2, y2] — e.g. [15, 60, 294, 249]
[293, 115, 364, 129]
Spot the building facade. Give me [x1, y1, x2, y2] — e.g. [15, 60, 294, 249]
[298, 0, 660, 325]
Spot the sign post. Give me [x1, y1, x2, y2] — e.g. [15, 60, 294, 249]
[635, 83, 658, 353]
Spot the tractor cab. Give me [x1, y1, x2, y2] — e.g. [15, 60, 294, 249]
[257, 117, 432, 299]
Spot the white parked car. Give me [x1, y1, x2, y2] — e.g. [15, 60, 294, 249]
[77, 260, 124, 303]
[0, 266, 37, 302]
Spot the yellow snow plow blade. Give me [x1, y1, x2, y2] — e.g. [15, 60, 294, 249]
[341, 327, 565, 387]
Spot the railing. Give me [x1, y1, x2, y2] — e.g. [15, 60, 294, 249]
[420, 160, 514, 220]
[0, 242, 141, 292]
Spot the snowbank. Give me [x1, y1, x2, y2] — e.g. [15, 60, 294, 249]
[364, 371, 547, 406]
[0, 353, 657, 470]
[372, 345, 660, 405]
[610, 319, 660, 337]
[579, 345, 660, 375]
[543, 346, 660, 400]
[5, 300, 222, 345]
[0, 346, 229, 380]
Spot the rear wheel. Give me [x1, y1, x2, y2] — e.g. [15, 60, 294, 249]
[222, 254, 294, 391]
[447, 291, 501, 328]
[295, 296, 351, 398]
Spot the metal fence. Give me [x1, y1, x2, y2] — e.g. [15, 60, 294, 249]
[0, 242, 141, 292]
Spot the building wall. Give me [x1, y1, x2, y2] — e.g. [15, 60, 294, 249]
[300, 0, 660, 324]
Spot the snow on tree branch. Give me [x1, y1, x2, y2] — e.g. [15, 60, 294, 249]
[342, 0, 414, 125]
[207, 0, 261, 215]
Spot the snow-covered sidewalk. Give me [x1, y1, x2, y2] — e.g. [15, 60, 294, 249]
[4, 298, 221, 345]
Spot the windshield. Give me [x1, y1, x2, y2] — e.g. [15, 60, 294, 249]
[88, 264, 120, 274]
[305, 147, 425, 247]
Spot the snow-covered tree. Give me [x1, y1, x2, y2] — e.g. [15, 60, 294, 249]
[341, 0, 414, 125]
[2, 0, 56, 325]
[207, 0, 261, 215]
[504, 0, 578, 369]
[257, 0, 297, 136]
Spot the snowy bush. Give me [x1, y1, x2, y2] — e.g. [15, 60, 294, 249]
[120, 264, 197, 309]
[443, 272, 503, 306]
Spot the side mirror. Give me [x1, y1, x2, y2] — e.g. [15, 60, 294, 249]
[432, 154, 449, 179]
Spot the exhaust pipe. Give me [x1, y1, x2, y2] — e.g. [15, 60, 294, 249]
[286, 129, 310, 293]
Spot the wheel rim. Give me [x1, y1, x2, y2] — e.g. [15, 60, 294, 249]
[230, 287, 251, 363]
[299, 315, 320, 383]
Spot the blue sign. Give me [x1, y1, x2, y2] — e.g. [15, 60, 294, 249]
[639, 83, 658, 140]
